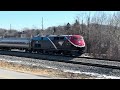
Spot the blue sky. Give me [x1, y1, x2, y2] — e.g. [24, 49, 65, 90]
[0, 11, 117, 31]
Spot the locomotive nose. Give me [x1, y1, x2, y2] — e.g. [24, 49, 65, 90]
[78, 40, 85, 46]
[69, 35, 85, 47]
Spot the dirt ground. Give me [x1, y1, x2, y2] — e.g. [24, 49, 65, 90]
[0, 60, 98, 79]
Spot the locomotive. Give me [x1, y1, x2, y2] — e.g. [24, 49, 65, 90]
[0, 35, 86, 56]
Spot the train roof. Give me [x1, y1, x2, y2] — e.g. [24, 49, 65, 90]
[0, 37, 30, 40]
[48, 35, 73, 37]
[33, 35, 79, 38]
[32, 35, 83, 41]
[0, 37, 31, 43]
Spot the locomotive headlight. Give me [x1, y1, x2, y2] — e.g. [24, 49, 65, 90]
[78, 41, 81, 43]
[78, 39, 85, 46]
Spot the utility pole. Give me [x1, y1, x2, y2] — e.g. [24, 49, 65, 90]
[42, 17, 43, 30]
[41, 17, 44, 36]
[10, 24, 11, 30]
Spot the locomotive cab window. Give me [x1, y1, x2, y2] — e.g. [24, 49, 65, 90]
[54, 37, 64, 40]
[59, 37, 64, 40]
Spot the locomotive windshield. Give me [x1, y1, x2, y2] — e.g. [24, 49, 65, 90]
[72, 37, 82, 40]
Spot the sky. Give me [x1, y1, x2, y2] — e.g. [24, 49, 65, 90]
[0, 11, 117, 31]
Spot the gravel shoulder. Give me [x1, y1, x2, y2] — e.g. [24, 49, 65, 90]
[0, 57, 98, 79]
[0, 61, 98, 79]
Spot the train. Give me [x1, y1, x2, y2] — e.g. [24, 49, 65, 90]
[0, 35, 86, 56]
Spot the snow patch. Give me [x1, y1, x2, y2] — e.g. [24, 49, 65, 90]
[63, 69, 120, 79]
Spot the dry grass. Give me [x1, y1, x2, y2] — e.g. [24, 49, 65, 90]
[0, 60, 97, 79]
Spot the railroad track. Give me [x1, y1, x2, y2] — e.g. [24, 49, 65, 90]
[0, 50, 120, 70]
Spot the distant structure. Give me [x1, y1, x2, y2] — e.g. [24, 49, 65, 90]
[20, 31, 27, 38]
